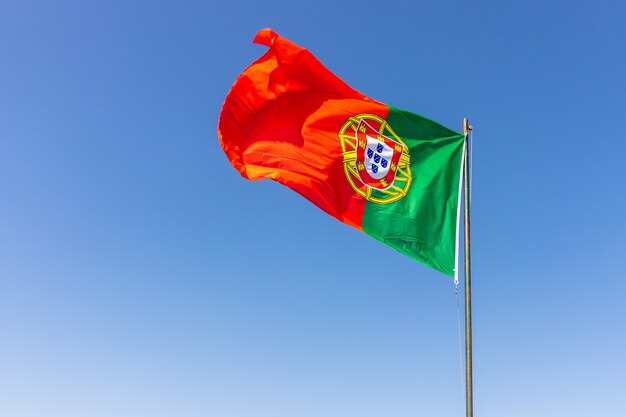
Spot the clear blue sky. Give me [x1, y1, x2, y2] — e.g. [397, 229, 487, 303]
[1, 1, 625, 416]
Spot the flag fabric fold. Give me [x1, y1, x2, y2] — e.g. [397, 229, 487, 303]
[218, 28, 465, 277]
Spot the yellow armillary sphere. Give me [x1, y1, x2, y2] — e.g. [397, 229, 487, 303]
[339, 114, 412, 204]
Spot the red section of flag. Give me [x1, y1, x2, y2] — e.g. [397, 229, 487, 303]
[218, 29, 389, 229]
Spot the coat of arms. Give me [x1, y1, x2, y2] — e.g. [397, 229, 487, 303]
[354, 119, 404, 190]
[339, 114, 412, 204]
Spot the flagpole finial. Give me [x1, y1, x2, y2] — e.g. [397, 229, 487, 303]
[463, 118, 473, 135]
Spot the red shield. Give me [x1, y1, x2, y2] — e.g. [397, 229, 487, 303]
[354, 119, 404, 190]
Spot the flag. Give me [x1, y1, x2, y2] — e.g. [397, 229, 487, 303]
[218, 28, 465, 277]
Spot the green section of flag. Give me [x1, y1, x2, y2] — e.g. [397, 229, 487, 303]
[361, 107, 465, 276]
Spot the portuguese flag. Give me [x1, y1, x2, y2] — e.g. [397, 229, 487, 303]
[218, 29, 465, 277]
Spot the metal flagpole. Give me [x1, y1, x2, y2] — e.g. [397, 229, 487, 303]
[462, 118, 473, 417]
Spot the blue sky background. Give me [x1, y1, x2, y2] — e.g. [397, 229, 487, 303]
[1, 1, 625, 416]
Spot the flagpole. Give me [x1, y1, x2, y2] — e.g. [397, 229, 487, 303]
[462, 118, 473, 417]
